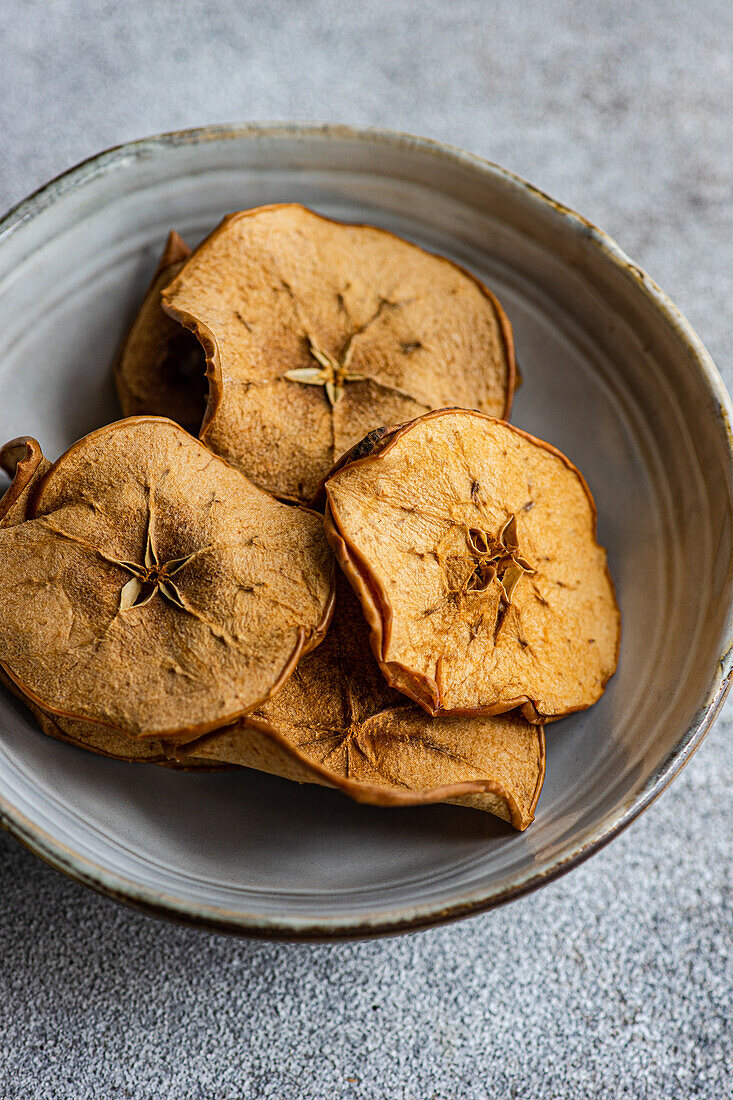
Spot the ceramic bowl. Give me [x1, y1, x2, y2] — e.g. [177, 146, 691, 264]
[0, 124, 731, 939]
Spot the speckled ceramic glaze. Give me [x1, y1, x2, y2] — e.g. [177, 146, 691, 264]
[0, 124, 731, 939]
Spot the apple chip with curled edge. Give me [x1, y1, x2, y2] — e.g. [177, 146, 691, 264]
[0, 418, 335, 741]
[0, 438, 223, 768]
[179, 577, 545, 829]
[114, 231, 208, 435]
[324, 409, 620, 722]
[161, 203, 515, 502]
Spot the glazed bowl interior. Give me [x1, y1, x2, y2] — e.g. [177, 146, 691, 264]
[0, 125, 731, 937]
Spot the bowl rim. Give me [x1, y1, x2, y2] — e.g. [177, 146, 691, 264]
[1, 120, 732, 940]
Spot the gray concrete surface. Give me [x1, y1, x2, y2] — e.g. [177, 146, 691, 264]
[0, 1, 731, 1097]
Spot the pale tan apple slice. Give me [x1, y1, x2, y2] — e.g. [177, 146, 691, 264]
[160, 203, 515, 501]
[0, 419, 334, 741]
[324, 409, 620, 721]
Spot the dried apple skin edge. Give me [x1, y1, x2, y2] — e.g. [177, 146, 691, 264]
[322, 408, 620, 723]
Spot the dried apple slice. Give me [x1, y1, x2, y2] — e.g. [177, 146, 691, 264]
[324, 409, 619, 721]
[181, 578, 545, 828]
[114, 231, 208, 435]
[0, 437, 224, 766]
[0, 419, 334, 741]
[160, 203, 515, 501]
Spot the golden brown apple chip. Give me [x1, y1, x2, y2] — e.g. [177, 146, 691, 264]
[324, 409, 619, 721]
[114, 231, 208, 434]
[180, 578, 545, 828]
[0, 419, 334, 741]
[160, 204, 515, 502]
[0, 437, 223, 766]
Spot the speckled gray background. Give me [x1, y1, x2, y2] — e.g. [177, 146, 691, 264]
[0, 1, 731, 1097]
